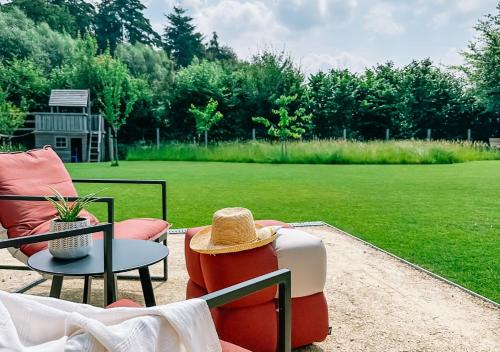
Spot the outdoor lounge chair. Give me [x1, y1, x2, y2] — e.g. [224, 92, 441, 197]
[185, 221, 329, 351]
[0, 146, 170, 293]
[0, 222, 292, 351]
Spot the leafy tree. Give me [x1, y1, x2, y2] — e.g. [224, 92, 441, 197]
[96, 0, 160, 53]
[189, 98, 223, 147]
[308, 69, 359, 138]
[162, 6, 205, 67]
[462, 3, 500, 137]
[2, 0, 78, 34]
[0, 7, 77, 72]
[0, 59, 50, 111]
[168, 59, 226, 140]
[206, 32, 237, 63]
[0, 88, 27, 144]
[253, 94, 312, 156]
[94, 53, 140, 166]
[50, 0, 96, 35]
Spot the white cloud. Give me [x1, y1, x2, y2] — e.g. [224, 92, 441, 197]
[300, 52, 369, 75]
[364, 3, 404, 35]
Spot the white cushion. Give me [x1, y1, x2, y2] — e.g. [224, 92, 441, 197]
[273, 228, 327, 298]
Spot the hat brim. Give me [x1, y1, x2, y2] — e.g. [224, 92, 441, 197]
[190, 224, 277, 254]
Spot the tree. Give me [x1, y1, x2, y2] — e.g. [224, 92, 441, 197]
[253, 94, 312, 157]
[206, 32, 237, 62]
[96, 0, 160, 53]
[94, 54, 140, 166]
[462, 3, 500, 137]
[2, 0, 78, 34]
[50, 0, 96, 35]
[162, 6, 205, 67]
[0, 88, 27, 144]
[189, 98, 223, 147]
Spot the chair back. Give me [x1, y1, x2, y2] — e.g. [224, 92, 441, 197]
[0, 147, 86, 255]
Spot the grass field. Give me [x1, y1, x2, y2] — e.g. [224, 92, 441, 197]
[127, 140, 500, 164]
[67, 160, 500, 302]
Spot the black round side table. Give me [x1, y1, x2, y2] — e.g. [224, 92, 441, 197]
[27, 239, 169, 307]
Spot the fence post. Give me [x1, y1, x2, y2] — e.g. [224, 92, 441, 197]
[385, 129, 390, 141]
[156, 128, 160, 150]
[467, 129, 471, 141]
[427, 129, 431, 141]
[252, 128, 256, 141]
[343, 129, 347, 140]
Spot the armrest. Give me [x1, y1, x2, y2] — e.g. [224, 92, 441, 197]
[0, 221, 116, 303]
[72, 179, 167, 221]
[0, 195, 115, 223]
[201, 269, 292, 352]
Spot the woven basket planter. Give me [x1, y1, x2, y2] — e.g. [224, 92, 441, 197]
[48, 218, 93, 259]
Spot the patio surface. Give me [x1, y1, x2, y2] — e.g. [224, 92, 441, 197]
[0, 225, 498, 351]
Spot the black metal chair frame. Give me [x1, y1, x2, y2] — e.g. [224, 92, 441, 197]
[0, 178, 168, 293]
[0, 225, 292, 351]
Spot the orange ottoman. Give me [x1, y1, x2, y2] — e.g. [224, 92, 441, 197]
[185, 221, 329, 351]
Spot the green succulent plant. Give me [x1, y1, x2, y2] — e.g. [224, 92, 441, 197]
[45, 187, 100, 222]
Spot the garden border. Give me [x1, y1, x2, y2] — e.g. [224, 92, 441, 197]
[170, 221, 500, 309]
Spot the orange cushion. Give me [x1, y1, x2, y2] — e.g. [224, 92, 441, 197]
[214, 302, 277, 352]
[100, 218, 170, 241]
[290, 292, 329, 348]
[20, 218, 170, 257]
[200, 244, 278, 309]
[0, 147, 79, 238]
[220, 340, 251, 352]
[184, 220, 291, 293]
[105, 298, 142, 309]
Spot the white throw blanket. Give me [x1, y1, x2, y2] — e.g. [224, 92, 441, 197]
[0, 291, 222, 352]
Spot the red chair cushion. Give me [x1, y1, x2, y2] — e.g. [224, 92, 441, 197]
[20, 218, 170, 257]
[200, 244, 278, 309]
[290, 292, 329, 348]
[184, 220, 292, 293]
[214, 302, 277, 352]
[186, 278, 208, 299]
[185, 226, 207, 289]
[0, 147, 79, 238]
[105, 299, 142, 309]
[220, 340, 251, 352]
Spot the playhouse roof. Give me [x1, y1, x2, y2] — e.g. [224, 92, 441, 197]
[49, 90, 88, 107]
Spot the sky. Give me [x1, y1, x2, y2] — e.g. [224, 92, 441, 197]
[142, 0, 498, 74]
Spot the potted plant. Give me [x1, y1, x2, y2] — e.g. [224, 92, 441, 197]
[45, 188, 99, 259]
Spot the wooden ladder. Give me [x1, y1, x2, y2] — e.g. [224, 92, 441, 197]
[88, 116, 102, 162]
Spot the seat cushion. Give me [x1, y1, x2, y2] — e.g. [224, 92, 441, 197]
[184, 220, 292, 293]
[274, 228, 327, 298]
[220, 340, 251, 352]
[103, 218, 169, 241]
[105, 298, 143, 309]
[200, 244, 278, 309]
[0, 147, 79, 238]
[290, 292, 329, 348]
[20, 218, 170, 257]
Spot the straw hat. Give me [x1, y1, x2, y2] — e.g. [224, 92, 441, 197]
[190, 207, 277, 254]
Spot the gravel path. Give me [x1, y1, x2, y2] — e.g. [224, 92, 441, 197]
[0, 225, 498, 351]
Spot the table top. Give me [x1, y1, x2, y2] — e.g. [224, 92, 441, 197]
[27, 240, 169, 276]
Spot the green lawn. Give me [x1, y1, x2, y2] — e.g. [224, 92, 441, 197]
[67, 160, 500, 302]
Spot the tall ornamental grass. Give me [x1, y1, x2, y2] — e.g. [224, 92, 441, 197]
[126, 140, 500, 165]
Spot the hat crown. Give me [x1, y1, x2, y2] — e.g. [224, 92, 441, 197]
[211, 207, 257, 246]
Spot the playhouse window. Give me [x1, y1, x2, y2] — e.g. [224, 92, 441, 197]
[55, 136, 67, 148]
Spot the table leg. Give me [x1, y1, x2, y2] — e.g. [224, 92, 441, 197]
[139, 267, 156, 307]
[83, 276, 92, 304]
[104, 273, 117, 307]
[50, 276, 63, 298]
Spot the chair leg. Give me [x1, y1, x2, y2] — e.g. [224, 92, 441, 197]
[83, 276, 92, 304]
[50, 276, 63, 298]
